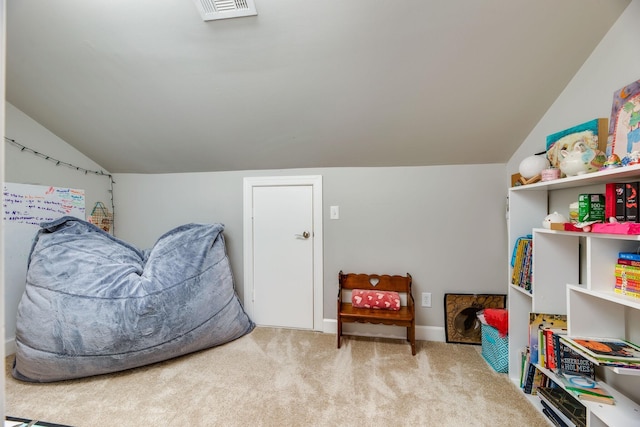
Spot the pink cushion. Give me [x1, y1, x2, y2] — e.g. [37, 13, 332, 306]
[351, 289, 401, 311]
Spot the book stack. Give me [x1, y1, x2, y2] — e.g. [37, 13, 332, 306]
[606, 182, 640, 222]
[538, 327, 568, 371]
[511, 235, 532, 292]
[537, 386, 587, 427]
[559, 336, 640, 370]
[555, 373, 614, 405]
[520, 313, 572, 395]
[615, 252, 640, 298]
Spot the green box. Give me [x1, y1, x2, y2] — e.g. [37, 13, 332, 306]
[578, 194, 605, 222]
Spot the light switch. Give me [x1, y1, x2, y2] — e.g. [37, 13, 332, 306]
[330, 206, 340, 220]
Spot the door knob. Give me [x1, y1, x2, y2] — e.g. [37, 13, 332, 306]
[295, 231, 310, 239]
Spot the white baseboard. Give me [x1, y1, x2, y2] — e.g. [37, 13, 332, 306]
[321, 319, 446, 342]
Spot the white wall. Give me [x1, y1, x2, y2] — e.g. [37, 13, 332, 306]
[3, 102, 113, 353]
[508, 1, 640, 175]
[113, 163, 508, 329]
[2, 100, 508, 346]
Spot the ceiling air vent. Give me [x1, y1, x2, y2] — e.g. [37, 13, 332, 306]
[193, 0, 258, 21]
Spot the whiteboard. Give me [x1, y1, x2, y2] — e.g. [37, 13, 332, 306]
[3, 182, 86, 351]
[3, 182, 85, 225]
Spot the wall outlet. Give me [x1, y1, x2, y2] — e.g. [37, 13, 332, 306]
[421, 292, 432, 308]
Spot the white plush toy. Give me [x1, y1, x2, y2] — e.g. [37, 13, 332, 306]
[542, 211, 568, 229]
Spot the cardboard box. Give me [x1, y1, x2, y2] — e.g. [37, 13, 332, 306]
[550, 223, 582, 232]
[578, 194, 605, 222]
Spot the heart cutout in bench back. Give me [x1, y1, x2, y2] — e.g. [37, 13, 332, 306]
[369, 277, 380, 287]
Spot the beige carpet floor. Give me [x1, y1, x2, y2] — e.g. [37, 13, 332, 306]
[5, 327, 549, 426]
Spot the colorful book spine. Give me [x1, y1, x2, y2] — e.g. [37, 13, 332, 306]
[615, 263, 640, 272]
[614, 286, 640, 299]
[529, 313, 567, 366]
[519, 347, 529, 388]
[615, 276, 640, 288]
[544, 328, 566, 371]
[544, 329, 554, 370]
[615, 279, 640, 295]
[511, 238, 526, 284]
[615, 277, 640, 286]
[511, 236, 532, 291]
[616, 258, 640, 267]
[626, 182, 639, 222]
[522, 240, 532, 290]
[615, 265, 640, 276]
[615, 182, 626, 221]
[618, 252, 640, 261]
[523, 362, 538, 394]
[538, 328, 545, 369]
[605, 182, 617, 220]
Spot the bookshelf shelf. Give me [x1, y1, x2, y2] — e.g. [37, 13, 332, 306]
[508, 166, 640, 426]
[610, 366, 640, 376]
[510, 283, 532, 297]
[511, 163, 640, 192]
[568, 285, 640, 311]
[534, 227, 640, 241]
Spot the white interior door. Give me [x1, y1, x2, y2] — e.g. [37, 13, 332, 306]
[252, 185, 313, 329]
[243, 176, 323, 331]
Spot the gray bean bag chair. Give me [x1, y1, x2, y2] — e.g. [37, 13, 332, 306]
[12, 216, 254, 382]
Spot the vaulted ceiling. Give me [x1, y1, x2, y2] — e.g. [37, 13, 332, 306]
[6, 1, 631, 173]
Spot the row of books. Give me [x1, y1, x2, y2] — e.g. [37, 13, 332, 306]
[523, 313, 623, 409]
[537, 327, 596, 380]
[606, 182, 640, 222]
[615, 252, 640, 298]
[510, 235, 532, 291]
[521, 312, 616, 427]
[520, 339, 609, 402]
[524, 314, 598, 390]
[528, 313, 567, 367]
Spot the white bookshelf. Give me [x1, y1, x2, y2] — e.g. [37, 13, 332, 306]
[507, 164, 640, 426]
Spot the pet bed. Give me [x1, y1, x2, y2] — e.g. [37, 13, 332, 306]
[12, 216, 255, 382]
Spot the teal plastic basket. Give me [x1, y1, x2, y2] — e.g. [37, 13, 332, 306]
[481, 323, 509, 373]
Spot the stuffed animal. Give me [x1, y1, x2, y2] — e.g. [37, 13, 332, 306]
[542, 212, 568, 229]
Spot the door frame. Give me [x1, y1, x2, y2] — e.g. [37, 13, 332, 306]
[242, 175, 323, 331]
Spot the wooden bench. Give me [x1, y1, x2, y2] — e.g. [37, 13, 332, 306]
[337, 271, 416, 355]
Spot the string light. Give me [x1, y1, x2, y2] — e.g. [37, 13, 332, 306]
[4, 136, 117, 235]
